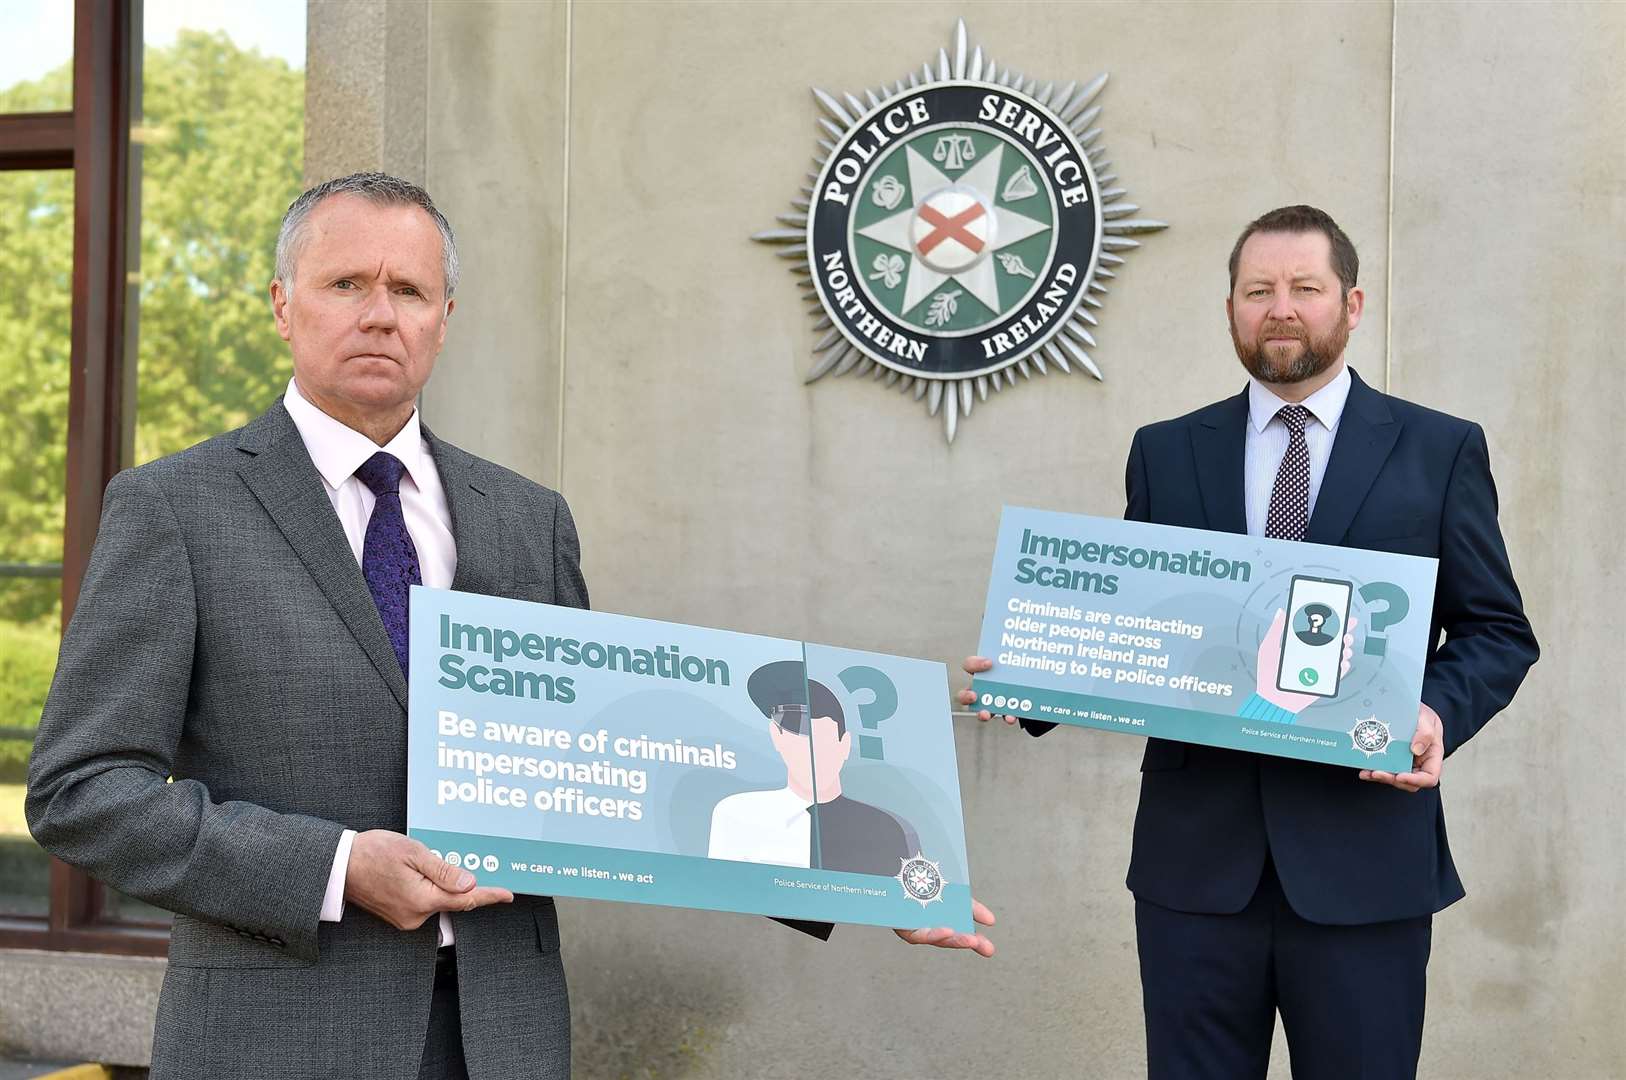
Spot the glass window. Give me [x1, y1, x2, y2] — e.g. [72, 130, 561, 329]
[0, 1, 74, 113]
[98, 2, 307, 925]
[129, 1, 308, 466]
[0, 0, 311, 941]
[0, 168, 74, 917]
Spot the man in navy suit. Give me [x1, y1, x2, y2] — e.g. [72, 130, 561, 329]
[963, 206, 1538, 1078]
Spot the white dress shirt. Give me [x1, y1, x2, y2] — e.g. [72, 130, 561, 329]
[1243, 364, 1352, 538]
[707, 785, 815, 868]
[282, 377, 459, 946]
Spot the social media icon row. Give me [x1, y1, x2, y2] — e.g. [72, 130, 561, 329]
[428, 848, 499, 874]
[979, 693, 1033, 713]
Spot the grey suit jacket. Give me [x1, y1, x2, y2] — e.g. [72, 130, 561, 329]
[27, 399, 584, 1079]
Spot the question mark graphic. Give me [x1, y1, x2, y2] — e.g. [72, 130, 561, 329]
[1358, 582, 1410, 656]
[837, 665, 898, 761]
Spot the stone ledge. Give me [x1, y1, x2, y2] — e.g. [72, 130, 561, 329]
[0, 951, 163, 1068]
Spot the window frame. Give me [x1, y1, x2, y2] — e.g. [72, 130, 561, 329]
[0, 0, 166, 956]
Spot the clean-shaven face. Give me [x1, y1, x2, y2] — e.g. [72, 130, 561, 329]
[270, 194, 454, 425]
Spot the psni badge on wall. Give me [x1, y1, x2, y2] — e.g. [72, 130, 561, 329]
[754, 21, 1166, 442]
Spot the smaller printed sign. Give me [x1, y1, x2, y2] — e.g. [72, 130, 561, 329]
[972, 507, 1439, 769]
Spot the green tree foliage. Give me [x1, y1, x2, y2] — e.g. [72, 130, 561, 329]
[0, 621, 57, 780]
[130, 31, 305, 463]
[0, 33, 302, 780]
[0, 53, 74, 625]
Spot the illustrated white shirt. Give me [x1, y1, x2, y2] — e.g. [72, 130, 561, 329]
[283, 377, 458, 947]
[1243, 364, 1352, 538]
[707, 785, 815, 868]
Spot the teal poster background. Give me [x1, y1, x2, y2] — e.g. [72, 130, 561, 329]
[407, 587, 974, 932]
[972, 507, 1439, 769]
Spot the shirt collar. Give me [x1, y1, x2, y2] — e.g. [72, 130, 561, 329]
[1247, 363, 1352, 435]
[283, 377, 427, 492]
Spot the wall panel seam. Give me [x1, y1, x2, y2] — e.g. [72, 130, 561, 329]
[423, 3, 432, 186]
[556, 0, 574, 493]
[418, 1, 435, 427]
[1385, 0, 1397, 394]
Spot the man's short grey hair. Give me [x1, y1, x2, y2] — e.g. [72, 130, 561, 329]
[274, 171, 460, 299]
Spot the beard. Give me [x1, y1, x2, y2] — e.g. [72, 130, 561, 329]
[1231, 314, 1349, 384]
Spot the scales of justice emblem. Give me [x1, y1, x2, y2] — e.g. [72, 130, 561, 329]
[754, 20, 1167, 442]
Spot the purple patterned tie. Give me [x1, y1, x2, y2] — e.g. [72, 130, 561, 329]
[356, 451, 422, 679]
[1264, 405, 1312, 541]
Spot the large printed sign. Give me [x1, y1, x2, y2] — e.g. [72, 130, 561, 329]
[407, 587, 975, 932]
[972, 507, 1438, 769]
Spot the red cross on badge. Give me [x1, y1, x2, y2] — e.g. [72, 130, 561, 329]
[916, 202, 987, 257]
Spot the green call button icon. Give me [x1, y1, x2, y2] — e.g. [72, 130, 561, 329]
[1297, 667, 1319, 687]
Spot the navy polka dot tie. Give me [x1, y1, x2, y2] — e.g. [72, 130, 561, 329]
[1265, 405, 1312, 541]
[355, 451, 422, 679]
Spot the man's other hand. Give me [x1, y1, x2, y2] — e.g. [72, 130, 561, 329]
[344, 829, 514, 930]
[957, 656, 1023, 725]
[893, 898, 996, 958]
[1359, 703, 1444, 793]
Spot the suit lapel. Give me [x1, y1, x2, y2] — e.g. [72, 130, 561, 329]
[426, 428, 509, 598]
[1191, 389, 1250, 535]
[1306, 368, 1402, 545]
[236, 402, 409, 709]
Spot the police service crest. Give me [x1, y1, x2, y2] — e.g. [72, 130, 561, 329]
[754, 20, 1166, 441]
[897, 852, 946, 908]
[1349, 716, 1396, 757]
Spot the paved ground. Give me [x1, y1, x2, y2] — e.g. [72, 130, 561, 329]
[0, 1063, 144, 1079]
[0, 1062, 78, 1079]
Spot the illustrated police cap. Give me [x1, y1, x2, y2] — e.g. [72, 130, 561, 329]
[746, 660, 846, 737]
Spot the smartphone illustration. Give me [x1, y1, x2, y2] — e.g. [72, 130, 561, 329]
[1276, 575, 1354, 699]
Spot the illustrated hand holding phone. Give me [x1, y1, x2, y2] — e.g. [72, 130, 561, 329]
[1256, 578, 1358, 714]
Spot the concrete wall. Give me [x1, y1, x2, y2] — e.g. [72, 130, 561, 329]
[352, 1, 1626, 1076]
[6, 0, 1618, 1074]
[1386, 5, 1625, 1076]
[404, 4, 1625, 1076]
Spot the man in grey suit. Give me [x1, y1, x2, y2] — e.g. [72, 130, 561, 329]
[27, 173, 575, 1079]
[28, 172, 994, 1079]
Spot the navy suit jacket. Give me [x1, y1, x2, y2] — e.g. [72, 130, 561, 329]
[1025, 368, 1538, 925]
